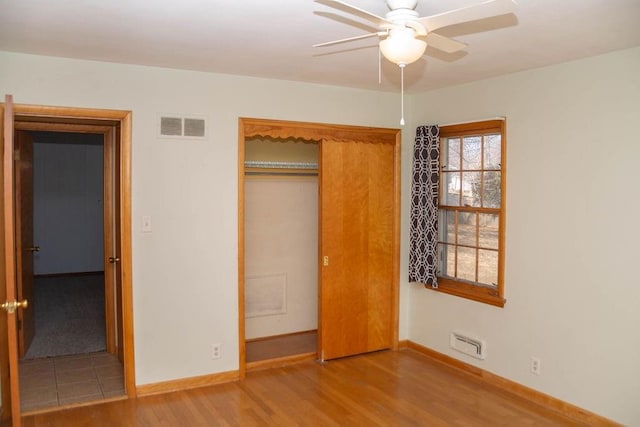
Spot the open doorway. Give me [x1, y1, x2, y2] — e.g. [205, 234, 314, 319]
[243, 136, 319, 367]
[17, 131, 124, 411]
[1, 99, 135, 423]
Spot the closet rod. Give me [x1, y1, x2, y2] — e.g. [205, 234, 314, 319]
[245, 171, 318, 177]
[244, 161, 318, 170]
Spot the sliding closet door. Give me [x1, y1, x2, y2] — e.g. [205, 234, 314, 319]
[319, 139, 395, 360]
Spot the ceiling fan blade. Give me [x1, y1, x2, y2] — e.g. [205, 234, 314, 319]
[313, 32, 382, 48]
[424, 33, 467, 53]
[419, 0, 517, 32]
[315, 0, 391, 27]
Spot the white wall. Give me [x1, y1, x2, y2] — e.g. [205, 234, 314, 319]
[244, 177, 318, 339]
[0, 51, 403, 386]
[404, 47, 640, 425]
[33, 134, 104, 275]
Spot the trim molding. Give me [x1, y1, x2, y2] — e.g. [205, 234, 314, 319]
[136, 370, 239, 397]
[406, 341, 621, 427]
[246, 352, 316, 373]
[33, 271, 104, 278]
[245, 329, 316, 343]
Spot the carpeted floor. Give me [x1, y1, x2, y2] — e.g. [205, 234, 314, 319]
[24, 274, 106, 360]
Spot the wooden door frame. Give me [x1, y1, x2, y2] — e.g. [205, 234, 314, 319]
[14, 125, 119, 356]
[1, 103, 136, 422]
[237, 118, 401, 378]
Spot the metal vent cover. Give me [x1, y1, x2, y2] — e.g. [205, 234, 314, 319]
[450, 331, 486, 360]
[159, 115, 206, 139]
[160, 116, 182, 136]
[184, 118, 205, 137]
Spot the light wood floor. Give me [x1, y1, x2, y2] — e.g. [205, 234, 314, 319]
[23, 349, 587, 426]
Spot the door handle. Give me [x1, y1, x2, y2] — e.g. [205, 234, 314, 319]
[1, 299, 28, 314]
[26, 245, 40, 252]
[109, 257, 120, 263]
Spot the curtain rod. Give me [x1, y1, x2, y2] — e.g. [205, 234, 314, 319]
[434, 116, 506, 128]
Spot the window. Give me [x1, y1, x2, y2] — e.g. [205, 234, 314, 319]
[436, 120, 506, 307]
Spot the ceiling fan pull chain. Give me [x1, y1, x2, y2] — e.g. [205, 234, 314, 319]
[400, 64, 405, 126]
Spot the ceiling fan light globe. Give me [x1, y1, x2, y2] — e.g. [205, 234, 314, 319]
[379, 30, 427, 66]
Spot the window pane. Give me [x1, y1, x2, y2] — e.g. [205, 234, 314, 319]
[478, 249, 498, 287]
[462, 171, 481, 207]
[442, 138, 460, 170]
[457, 246, 476, 282]
[438, 210, 456, 244]
[482, 171, 501, 208]
[484, 134, 501, 170]
[478, 213, 499, 249]
[458, 212, 476, 247]
[462, 136, 482, 170]
[437, 243, 456, 278]
[484, 135, 502, 169]
[441, 172, 461, 206]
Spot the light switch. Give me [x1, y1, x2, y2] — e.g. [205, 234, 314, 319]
[142, 216, 152, 233]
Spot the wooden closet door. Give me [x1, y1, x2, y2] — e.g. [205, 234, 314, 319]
[319, 139, 395, 360]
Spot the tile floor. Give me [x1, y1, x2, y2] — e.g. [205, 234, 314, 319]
[19, 352, 124, 412]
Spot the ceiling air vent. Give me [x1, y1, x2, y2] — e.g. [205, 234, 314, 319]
[159, 115, 207, 139]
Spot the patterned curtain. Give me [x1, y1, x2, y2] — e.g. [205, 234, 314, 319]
[409, 125, 440, 288]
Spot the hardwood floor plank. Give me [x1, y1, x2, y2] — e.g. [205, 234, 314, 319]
[245, 330, 317, 363]
[23, 350, 591, 426]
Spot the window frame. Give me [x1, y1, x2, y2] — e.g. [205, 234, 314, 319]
[434, 119, 506, 307]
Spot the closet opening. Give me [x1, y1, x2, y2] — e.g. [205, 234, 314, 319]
[238, 117, 401, 377]
[243, 136, 319, 367]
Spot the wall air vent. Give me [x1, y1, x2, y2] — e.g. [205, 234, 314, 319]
[184, 118, 205, 137]
[450, 331, 486, 360]
[159, 115, 207, 139]
[160, 117, 182, 136]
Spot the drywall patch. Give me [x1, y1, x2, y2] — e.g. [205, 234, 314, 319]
[245, 273, 287, 318]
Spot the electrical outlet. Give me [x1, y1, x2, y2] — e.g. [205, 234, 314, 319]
[211, 343, 221, 360]
[530, 356, 541, 375]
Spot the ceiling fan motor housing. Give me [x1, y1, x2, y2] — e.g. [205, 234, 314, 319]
[386, 8, 419, 24]
[386, 0, 418, 11]
[385, 0, 423, 32]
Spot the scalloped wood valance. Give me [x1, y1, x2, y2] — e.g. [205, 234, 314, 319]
[240, 118, 399, 145]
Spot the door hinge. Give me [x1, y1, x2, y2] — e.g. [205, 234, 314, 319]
[14, 149, 20, 161]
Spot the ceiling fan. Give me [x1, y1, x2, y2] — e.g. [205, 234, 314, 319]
[313, 0, 517, 124]
[314, 0, 517, 66]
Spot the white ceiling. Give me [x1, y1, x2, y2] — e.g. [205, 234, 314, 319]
[1, 0, 639, 93]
